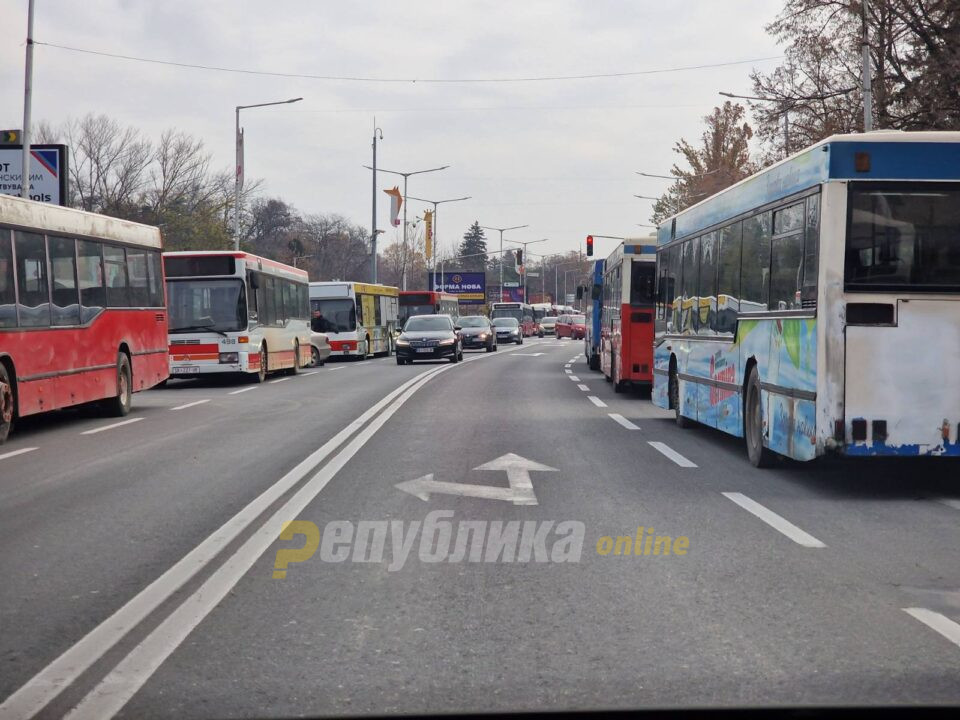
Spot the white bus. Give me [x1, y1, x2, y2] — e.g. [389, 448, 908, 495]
[164, 251, 311, 382]
[309, 281, 399, 359]
[653, 131, 960, 466]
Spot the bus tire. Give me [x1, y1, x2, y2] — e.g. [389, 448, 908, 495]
[670, 366, 695, 429]
[255, 346, 268, 383]
[287, 341, 302, 375]
[745, 365, 776, 468]
[104, 352, 133, 418]
[0, 363, 15, 444]
[357, 337, 368, 361]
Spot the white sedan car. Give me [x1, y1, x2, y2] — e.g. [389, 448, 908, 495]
[309, 332, 332, 367]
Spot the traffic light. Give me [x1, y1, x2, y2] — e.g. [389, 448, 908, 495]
[0, 130, 20, 145]
[515, 248, 522, 266]
[586, 235, 594, 257]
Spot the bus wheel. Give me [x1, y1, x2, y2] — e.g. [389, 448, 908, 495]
[288, 342, 302, 375]
[745, 365, 776, 467]
[357, 337, 368, 361]
[670, 367, 694, 429]
[104, 353, 132, 417]
[0, 364, 15, 444]
[255, 347, 268, 383]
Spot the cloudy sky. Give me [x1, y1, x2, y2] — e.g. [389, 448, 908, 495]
[1, 0, 783, 261]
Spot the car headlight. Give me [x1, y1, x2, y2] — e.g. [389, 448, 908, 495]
[439, 338, 455, 346]
[396, 338, 410, 346]
[511, 329, 520, 335]
[477, 333, 488, 340]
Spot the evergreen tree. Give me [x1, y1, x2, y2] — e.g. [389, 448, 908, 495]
[455, 221, 488, 270]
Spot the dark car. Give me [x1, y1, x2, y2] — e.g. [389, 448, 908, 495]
[396, 314, 464, 365]
[492, 317, 523, 345]
[457, 315, 497, 353]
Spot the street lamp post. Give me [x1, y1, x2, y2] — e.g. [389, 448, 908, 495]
[504, 237, 547, 303]
[370, 121, 383, 283]
[363, 164, 449, 290]
[407, 195, 471, 289]
[480, 224, 529, 301]
[234, 96, 303, 249]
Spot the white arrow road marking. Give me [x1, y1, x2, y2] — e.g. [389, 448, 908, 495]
[395, 452, 558, 506]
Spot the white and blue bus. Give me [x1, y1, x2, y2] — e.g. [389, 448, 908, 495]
[653, 131, 960, 466]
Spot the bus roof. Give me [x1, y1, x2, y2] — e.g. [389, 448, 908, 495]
[310, 281, 399, 297]
[0, 193, 162, 249]
[400, 290, 457, 300]
[163, 250, 308, 280]
[657, 130, 960, 245]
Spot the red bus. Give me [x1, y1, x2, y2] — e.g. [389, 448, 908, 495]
[398, 290, 459, 326]
[490, 302, 537, 336]
[600, 239, 657, 393]
[0, 193, 168, 443]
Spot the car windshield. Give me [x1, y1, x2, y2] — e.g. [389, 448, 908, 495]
[541, 316, 557, 323]
[310, 298, 356, 333]
[167, 279, 246, 333]
[571, 315, 585, 324]
[492, 317, 519, 327]
[404, 316, 452, 332]
[457, 316, 488, 327]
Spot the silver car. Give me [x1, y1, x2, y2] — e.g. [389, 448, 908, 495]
[309, 332, 332, 367]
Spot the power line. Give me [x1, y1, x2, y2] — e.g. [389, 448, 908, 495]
[35, 41, 782, 84]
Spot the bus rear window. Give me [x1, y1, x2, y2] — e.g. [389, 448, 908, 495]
[631, 261, 656, 305]
[846, 184, 960, 292]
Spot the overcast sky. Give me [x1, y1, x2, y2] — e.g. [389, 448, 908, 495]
[1, 0, 783, 261]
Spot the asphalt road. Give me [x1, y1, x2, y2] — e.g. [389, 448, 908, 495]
[1, 340, 958, 719]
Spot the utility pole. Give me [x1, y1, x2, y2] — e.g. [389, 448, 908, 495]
[370, 121, 383, 283]
[480, 224, 528, 301]
[407, 195, 471, 292]
[861, 0, 873, 131]
[20, 0, 35, 199]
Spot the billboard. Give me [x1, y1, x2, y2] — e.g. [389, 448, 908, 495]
[0, 145, 69, 205]
[428, 271, 486, 305]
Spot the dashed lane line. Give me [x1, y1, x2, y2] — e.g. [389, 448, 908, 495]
[721, 492, 826, 548]
[648, 441, 697, 467]
[609, 414, 640, 430]
[903, 608, 960, 650]
[170, 399, 210, 411]
[80, 418, 144, 436]
[0, 447, 38, 461]
[577, 384, 589, 391]
[228, 387, 257, 395]
[569, 375, 581, 382]
[587, 395, 607, 408]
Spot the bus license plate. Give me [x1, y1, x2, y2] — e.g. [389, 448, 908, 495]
[172, 366, 200, 374]
[416, 348, 434, 353]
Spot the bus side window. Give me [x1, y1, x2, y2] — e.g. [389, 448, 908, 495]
[146, 251, 165, 308]
[801, 194, 820, 308]
[15, 231, 51, 327]
[715, 222, 742, 333]
[741, 212, 771, 311]
[698, 232, 718, 335]
[49, 236, 80, 326]
[0, 231, 15, 328]
[246, 271, 259, 324]
[77, 240, 105, 323]
[103, 244, 130, 308]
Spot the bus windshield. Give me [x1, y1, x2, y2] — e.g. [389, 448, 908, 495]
[491, 306, 522, 322]
[846, 184, 960, 291]
[167, 279, 246, 334]
[399, 304, 434, 323]
[311, 298, 356, 333]
[631, 262, 656, 305]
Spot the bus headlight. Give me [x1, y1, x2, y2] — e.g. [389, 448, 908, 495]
[219, 352, 239, 364]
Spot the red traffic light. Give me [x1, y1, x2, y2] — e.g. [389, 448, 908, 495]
[586, 235, 594, 257]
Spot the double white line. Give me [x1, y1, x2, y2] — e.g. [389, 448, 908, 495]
[0, 362, 460, 720]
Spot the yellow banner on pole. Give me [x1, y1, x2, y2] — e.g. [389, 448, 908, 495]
[423, 210, 433, 259]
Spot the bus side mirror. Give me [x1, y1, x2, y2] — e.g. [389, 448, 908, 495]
[249, 274, 260, 290]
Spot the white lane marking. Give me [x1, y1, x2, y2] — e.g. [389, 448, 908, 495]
[577, 384, 589, 391]
[268, 377, 290, 384]
[328, 366, 345, 371]
[0, 367, 444, 720]
[170, 399, 210, 411]
[569, 375, 581, 382]
[903, 608, 960, 649]
[80, 418, 143, 436]
[721, 492, 826, 548]
[648, 441, 696, 467]
[564, 369, 572, 374]
[609, 413, 640, 430]
[564, 363, 571, 368]
[587, 395, 607, 408]
[935, 497, 960, 511]
[0, 447, 38, 461]
[64, 363, 454, 720]
[300, 370, 318, 376]
[228, 386, 257, 395]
